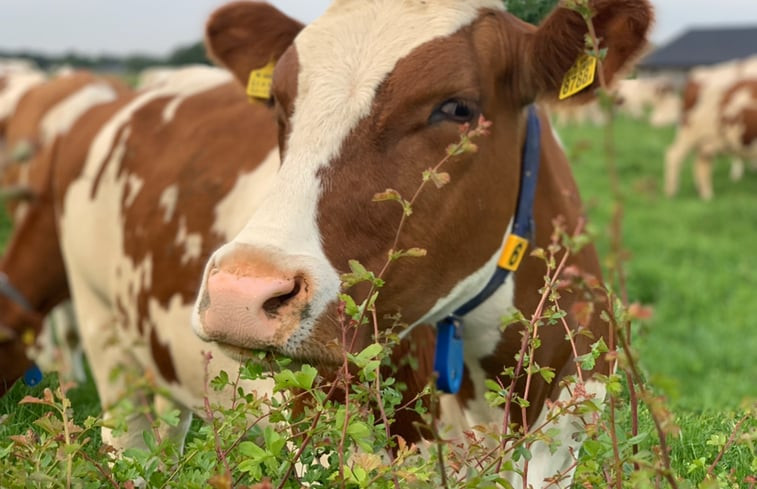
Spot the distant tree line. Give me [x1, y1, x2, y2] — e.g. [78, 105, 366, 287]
[0, 41, 208, 73]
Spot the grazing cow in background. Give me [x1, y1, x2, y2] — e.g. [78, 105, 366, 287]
[193, 0, 652, 486]
[550, 75, 681, 127]
[2, 70, 131, 209]
[615, 76, 681, 126]
[0, 64, 45, 147]
[0, 96, 134, 397]
[665, 56, 757, 200]
[0, 71, 131, 385]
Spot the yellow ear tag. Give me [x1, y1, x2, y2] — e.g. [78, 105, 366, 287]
[246, 60, 276, 101]
[498, 234, 529, 271]
[22, 328, 36, 347]
[558, 53, 598, 100]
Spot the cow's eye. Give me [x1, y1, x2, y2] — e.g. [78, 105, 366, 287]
[429, 99, 476, 125]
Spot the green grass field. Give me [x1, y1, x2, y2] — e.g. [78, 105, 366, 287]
[557, 116, 757, 411]
[1, 115, 755, 484]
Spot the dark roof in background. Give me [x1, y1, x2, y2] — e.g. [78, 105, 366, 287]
[640, 26, 757, 69]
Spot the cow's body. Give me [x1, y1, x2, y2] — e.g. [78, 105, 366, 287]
[192, 1, 652, 487]
[0, 67, 277, 452]
[0, 71, 131, 383]
[665, 56, 757, 199]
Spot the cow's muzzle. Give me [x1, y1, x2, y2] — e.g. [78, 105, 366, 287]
[194, 252, 314, 352]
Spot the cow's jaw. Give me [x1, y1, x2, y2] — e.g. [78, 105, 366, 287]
[193, 0, 506, 364]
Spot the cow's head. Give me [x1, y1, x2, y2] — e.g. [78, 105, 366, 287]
[193, 0, 652, 366]
[0, 145, 68, 395]
[0, 286, 44, 396]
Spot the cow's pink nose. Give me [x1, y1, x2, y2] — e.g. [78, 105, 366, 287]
[200, 268, 308, 349]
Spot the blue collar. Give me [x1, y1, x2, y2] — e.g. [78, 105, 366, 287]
[433, 105, 542, 394]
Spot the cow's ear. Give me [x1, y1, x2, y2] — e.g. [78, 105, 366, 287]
[520, 0, 653, 104]
[205, 1, 304, 87]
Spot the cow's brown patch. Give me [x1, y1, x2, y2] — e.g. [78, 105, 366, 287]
[681, 80, 701, 126]
[721, 79, 757, 146]
[149, 327, 179, 383]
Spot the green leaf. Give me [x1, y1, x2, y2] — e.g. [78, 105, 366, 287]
[294, 364, 318, 390]
[340, 293, 360, 318]
[273, 369, 298, 392]
[263, 426, 286, 455]
[340, 260, 384, 289]
[538, 367, 556, 384]
[210, 370, 229, 391]
[577, 352, 596, 371]
[142, 430, 157, 452]
[240, 361, 265, 381]
[356, 343, 383, 364]
[273, 364, 318, 391]
[239, 440, 267, 459]
[347, 421, 373, 452]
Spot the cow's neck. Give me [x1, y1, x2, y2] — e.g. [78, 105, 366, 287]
[441, 110, 573, 431]
[0, 210, 68, 317]
[433, 106, 540, 395]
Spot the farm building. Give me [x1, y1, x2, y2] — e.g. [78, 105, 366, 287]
[639, 25, 757, 82]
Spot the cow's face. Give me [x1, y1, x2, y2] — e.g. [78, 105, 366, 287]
[193, 0, 651, 365]
[0, 298, 43, 396]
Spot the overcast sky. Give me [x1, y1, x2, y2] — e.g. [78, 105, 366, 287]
[1, 0, 755, 57]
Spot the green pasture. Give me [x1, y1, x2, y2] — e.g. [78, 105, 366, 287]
[1, 115, 755, 484]
[557, 115, 757, 411]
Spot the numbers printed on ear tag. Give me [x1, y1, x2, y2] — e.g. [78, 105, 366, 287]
[246, 60, 276, 101]
[559, 53, 597, 100]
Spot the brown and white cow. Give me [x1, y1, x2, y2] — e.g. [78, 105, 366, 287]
[192, 0, 652, 486]
[2, 70, 131, 208]
[0, 63, 45, 152]
[0, 71, 132, 384]
[51, 67, 282, 451]
[665, 56, 757, 200]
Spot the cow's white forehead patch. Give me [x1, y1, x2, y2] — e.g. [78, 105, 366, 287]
[289, 0, 504, 169]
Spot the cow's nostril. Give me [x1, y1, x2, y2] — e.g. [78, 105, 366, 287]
[262, 277, 303, 316]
